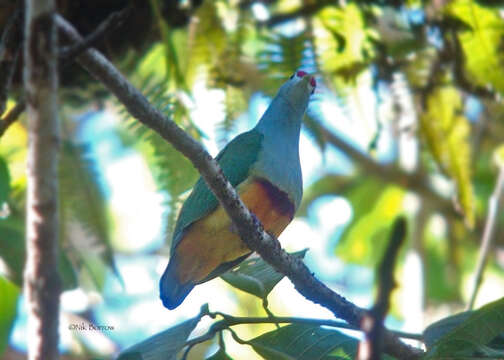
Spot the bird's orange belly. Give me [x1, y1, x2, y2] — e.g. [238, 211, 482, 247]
[175, 178, 295, 284]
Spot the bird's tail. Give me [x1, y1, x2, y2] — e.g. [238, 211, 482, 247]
[159, 256, 195, 310]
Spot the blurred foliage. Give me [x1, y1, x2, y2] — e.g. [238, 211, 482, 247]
[0, 276, 18, 357]
[1, 0, 504, 359]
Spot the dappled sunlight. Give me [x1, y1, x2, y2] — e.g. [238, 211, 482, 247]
[2, 1, 503, 359]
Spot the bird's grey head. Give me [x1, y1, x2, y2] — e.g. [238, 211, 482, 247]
[277, 70, 316, 114]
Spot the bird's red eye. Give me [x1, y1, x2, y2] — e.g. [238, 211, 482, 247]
[296, 70, 307, 78]
[310, 77, 316, 88]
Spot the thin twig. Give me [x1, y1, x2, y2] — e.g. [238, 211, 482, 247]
[182, 312, 423, 359]
[59, 5, 133, 60]
[56, 16, 423, 360]
[358, 217, 407, 360]
[0, 101, 26, 138]
[467, 166, 504, 310]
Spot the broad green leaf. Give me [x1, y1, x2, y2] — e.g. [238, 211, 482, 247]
[420, 86, 474, 227]
[206, 347, 234, 360]
[117, 313, 201, 360]
[425, 297, 504, 357]
[0, 276, 19, 356]
[220, 249, 308, 299]
[337, 186, 404, 266]
[446, 1, 504, 94]
[313, 3, 376, 88]
[423, 311, 473, 349]
[424, 235, 461, 302]
[250, 323, 396, 360]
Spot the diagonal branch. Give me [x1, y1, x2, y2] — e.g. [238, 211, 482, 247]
[56, 15, 423, 360]
[317, 124, 461, 220]
[58, 4, 133, 60]
[0, 100, 25, 138]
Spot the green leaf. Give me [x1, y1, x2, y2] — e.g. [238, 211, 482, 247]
[220, 249, 308, 299]
[0, 276, 19, 357]
[206, 347, 234, 360]
[425, 297, 504, 357]
[250, 323, 396, 360]
[0, 157, 10, 205]
[337, 186, 404, 266]
[419, 86, 474, 227]
[313, 3, 376, 88]
[117, 313, 201, 360]
[423, 311, 473, 349]
[446, 1, 504, 94]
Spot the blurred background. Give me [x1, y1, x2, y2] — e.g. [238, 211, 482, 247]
[1, 0, 504, 358]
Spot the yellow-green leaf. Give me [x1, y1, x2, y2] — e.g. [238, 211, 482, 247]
[420, 86, 475, 227]
[446, 0, 504, 94]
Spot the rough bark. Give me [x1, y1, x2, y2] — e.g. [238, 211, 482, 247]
[23, 1, 61, 360]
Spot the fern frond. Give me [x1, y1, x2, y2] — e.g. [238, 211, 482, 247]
[115, 76, 200, 241]
[59, 141, 119, 284]
[216, 85, 248, 147]
[257, 31, 313, 95]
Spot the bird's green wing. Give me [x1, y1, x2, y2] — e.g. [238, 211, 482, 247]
[170, 129, 264, 252]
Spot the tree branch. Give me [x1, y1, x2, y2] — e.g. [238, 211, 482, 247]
[24, 1, 62, 359]
[182, 311, 422, 359]
[467, 166, 504, 310]
[317, 123, 461, 220]
[58, 4, 133, 60]
[358, 217, 407, 360]
[0, 100, 25, 138]
[56, 15, 423, 360]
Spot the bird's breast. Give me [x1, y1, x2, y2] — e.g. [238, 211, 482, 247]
[173, 177, 296, 284]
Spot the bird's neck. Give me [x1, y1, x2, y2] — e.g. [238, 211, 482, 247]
[254, 95, 303, 145]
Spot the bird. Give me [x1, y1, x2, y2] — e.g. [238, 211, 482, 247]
[160, 70, 316, 309]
